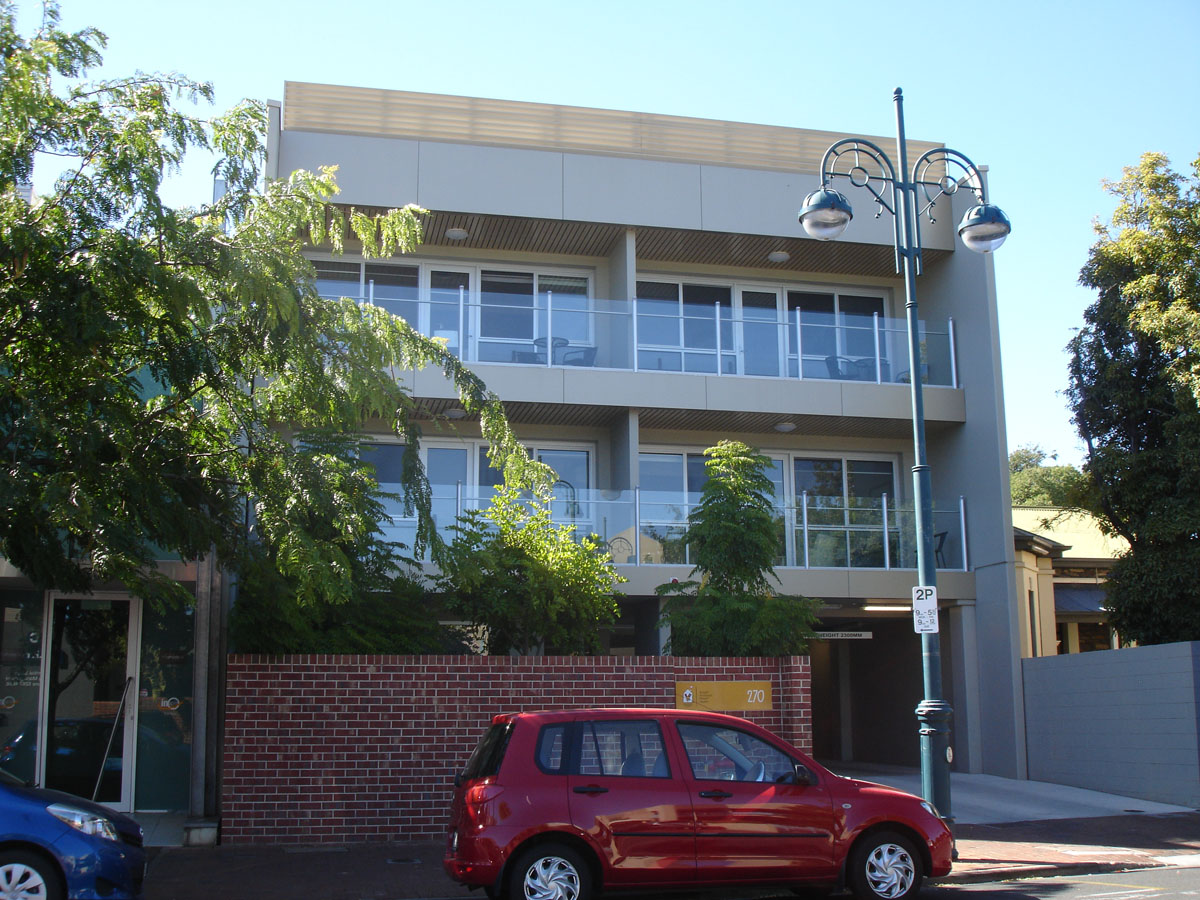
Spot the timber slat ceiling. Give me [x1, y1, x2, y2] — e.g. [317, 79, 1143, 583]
[284, 82, 944, 175]
[402, 211, 946, 278]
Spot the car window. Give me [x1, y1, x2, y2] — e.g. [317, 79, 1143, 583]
[677, 722, 796, 783]
[536, 724, 567, 774]
[460, 722, 513, 780]
[578, 719, 670, 778]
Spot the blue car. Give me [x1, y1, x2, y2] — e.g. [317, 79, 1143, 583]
[0, 766, 145, 900]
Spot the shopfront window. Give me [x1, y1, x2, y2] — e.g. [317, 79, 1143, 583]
[0, 592, 44, 785]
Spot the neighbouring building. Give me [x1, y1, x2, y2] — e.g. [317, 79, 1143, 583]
[1012, 506, 1127, 657]
[0, 83, 1026, 834]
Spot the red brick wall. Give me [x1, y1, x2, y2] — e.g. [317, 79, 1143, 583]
[221, 655, 811, 844]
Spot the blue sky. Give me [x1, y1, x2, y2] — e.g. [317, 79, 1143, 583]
[26, 0, 1200, 467]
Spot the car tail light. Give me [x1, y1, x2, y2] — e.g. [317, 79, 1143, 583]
[463, 782, 504, 829]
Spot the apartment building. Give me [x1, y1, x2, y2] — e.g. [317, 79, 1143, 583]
[272, 82, 1024, 778]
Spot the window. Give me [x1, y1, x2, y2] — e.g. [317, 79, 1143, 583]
[313, 259, 361, 299]
[639, 450, 784, 565]
[536, 725, 567, 774]
[365, 263, 419, 323]
[636, 281, 733, 373]
[478, 270, 591, 363]
[676, 722, 797, 783]
[787, 290, 887, 381]
[794, 457, 896, 568]
[578, 720, 670, 778]
[461, 722, 513, 780]
[637, 451, 707, 564]
[359, 442, 414, 547]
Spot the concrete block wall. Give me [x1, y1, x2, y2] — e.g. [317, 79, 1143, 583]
[1022, 642, 1200, 806]
[222, 655, 811, 844]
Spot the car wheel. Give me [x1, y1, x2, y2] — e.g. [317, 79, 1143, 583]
[0, 850, 64, 900]
[508, 844, 592, 900]
[847, 831, 923, 900]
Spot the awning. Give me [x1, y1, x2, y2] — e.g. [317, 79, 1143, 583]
[1055, 584, 1107, 614]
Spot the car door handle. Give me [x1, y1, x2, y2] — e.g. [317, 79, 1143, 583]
[573, 785, 609, 795]
[698, 790, 733, 799]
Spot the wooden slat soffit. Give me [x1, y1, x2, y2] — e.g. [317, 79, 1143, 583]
[283, 81, 944, 176]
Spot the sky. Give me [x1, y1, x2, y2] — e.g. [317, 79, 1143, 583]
[22, 0, 1200, 467]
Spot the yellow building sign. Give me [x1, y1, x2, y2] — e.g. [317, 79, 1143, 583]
[675, 681, 773, 711]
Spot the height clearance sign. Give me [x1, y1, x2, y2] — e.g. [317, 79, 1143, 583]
[912, 586, 939, 633]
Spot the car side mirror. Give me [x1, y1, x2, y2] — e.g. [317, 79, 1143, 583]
[792, 764, 815, 786]
[454, 772, 464, 788]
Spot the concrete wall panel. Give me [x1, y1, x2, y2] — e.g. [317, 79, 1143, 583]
[1023, 642, 1200, 807]
[418, 142, 563, 219]
[563, 155, 702, 229]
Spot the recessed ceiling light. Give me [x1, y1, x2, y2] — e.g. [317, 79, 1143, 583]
[767, 250, 790, 263]
[773, 422, 797, 433]
[443, 408, 467, 419]
[445, 227, 469, 241]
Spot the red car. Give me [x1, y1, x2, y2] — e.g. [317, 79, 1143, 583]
[445, 708, 953, 900]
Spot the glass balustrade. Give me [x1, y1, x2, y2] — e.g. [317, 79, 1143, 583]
[316, 289, 957, 387]
[378, 486, 965, 571]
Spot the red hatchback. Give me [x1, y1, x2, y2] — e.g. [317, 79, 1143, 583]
[445, 708, 952, 900]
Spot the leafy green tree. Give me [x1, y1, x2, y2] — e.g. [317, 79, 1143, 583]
[658, 441, 819, 656]
[1008, 444, 1088, 507]
[436, 483, 622, 655]
[1088, 153, 1200, 402]
[0, 4, 533, 612]
[1067, 152, 1200, 644]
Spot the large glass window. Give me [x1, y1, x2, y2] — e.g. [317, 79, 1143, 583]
[430, 270, 469, 357]
[478, 271, 591, 363]
[794, 457, 896, 568]
[364, 263, 419, 324]
[741, 290, 783, 377]
[0, 592, 44, 787]
[312, 259, 361, 299]
[135, 601, 193, 811]
[636, 281, 733, 373]
[788, 291, 886, 381]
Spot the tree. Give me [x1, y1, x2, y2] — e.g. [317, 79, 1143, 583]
[435, 483, 622, 655]
[1067, 151, 1200, 644]
[0, 4, 535, 611]
[1008, 444, 1087, 507]
[658, 441, 819, 656]
[1088, 153, 1200, 402]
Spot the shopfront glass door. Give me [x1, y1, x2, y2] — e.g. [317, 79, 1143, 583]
[41, 596, 137, 809]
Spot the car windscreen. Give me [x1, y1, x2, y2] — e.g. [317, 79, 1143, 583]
[460, 722, 513, 781]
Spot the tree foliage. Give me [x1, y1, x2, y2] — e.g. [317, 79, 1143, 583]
[658, 441, 818, 656]
[1091, 153, 1200, 401]
[1008, 444, 1088, 507]
[435, 483, 622, 655]
[0, 4, 535, 612]
[1067, 151, 1200, 644]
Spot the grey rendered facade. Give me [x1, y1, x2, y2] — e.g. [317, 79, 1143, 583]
[270, 83, 1023, 779]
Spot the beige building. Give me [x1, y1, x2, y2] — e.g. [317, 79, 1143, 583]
[271, 83, 1023, 777]
[1012, 506, 1127, 657]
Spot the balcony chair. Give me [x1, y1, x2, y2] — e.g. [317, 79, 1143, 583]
[560, 346, 598, 367]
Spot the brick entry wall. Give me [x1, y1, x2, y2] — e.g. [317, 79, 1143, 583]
[222, 655, 811, 844]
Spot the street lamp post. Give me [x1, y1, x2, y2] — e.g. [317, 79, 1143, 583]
[798, 88, 1010, 822]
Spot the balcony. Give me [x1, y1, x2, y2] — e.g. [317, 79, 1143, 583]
[334, 288, 960, 388]
[381, 487, 967, 573]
